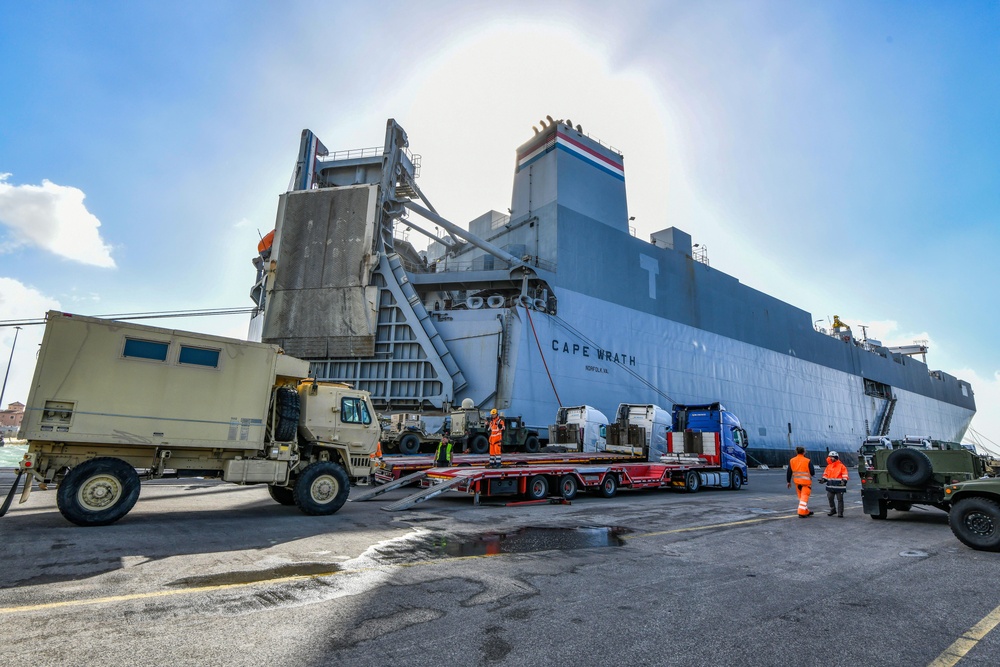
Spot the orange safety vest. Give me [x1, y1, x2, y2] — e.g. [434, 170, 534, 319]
[489, 416, 504, 442]
[789, 454, 813, 486]
[823, 459, 849, 487]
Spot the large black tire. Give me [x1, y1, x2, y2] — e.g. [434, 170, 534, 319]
[398, 434, 421, 456]
[267, 484, 296, 506]
[730, 469, 744, 491]
[685, 471, 701, 493]
[470, 435, 489, 455]
[949, 497, 1000, 552]
[274, 387, 301, 442]
[886, 448, 933, 487]
[56, 457, 141, 526]
[293, 461, 351, 516]
[526, 475, 549, 501]
[558, 474, 578, 500]
[523, 435, 541, 454]
[597, 473, 618, 498]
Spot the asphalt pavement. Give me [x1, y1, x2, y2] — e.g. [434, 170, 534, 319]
[1, 467, 997, 667]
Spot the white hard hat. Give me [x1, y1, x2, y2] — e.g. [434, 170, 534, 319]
[828, 451, 839, 458]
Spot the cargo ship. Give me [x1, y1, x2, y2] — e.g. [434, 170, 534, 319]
[248, 118, 975, 466]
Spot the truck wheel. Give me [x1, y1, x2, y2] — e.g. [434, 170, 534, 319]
[274, 387, 301, 442]
[685, 471, 701, 493]
[950, 497, 1000, 552]
[398, 434, 421, 456]
[730, 470, 744, 490]
[470, 435, 489, 455]
[526, 475, 549, 500]
[523, 435, 540, 454]
[293, 462, 351, 516]
[597, 473, 618, 498]
[558, 475, 578, 500]
[870, 499, 888, 520]
[57, 457, 141, 527]
[886, 448, 933, 487]
[267, 484, 296, 506]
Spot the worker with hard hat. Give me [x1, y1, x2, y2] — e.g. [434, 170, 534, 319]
[488, 408, 504, 468]
[786, 446, 815, 517]
[819, 450, 850, 517]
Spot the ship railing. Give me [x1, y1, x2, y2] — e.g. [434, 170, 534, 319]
[423, 256, 557, 273]
[319, 145, 421, 177]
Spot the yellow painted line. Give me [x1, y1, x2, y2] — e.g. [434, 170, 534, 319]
[0, 512, 799, 615]
[928, 602, 1000, 667]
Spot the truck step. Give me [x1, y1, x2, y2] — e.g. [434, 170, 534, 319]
[349, 470, 428, 502]
[380, 476, 466, 511]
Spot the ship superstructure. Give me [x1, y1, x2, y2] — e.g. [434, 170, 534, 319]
[249, 119, 975, 466]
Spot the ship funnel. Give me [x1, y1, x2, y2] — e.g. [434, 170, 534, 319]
[467, 296, 484, 309]
[486, 295, 505, 308]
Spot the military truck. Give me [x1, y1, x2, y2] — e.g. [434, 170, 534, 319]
[858, 438, 988, 520]
[1, 311, 380, 526]
[379, 412, 447, 455]
[449, 399, 541, 454]
[943, 477, 1000, 551]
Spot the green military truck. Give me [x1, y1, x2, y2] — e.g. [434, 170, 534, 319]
[943, 478, 1000, 551]
[449, 399, 541, 454]
[858, 438, 988, 520]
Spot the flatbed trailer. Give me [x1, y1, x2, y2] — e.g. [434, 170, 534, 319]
[357, 456, 746, 511]
[373, 451, 643, 484]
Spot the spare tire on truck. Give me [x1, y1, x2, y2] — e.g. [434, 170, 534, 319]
[886, 448, 933, 487]
[274, 387, 301, 442]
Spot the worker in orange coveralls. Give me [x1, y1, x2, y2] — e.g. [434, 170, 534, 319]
[488, 408, 504, 468]
[819, 450, 850, 517]
[786, 445, 815, 517]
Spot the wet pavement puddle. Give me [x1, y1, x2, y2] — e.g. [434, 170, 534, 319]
[372, 526, 631, 562]
[167, 563, 340, 588]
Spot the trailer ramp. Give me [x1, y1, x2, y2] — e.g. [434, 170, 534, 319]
[349, 470, 428, 502]
[381, 476, 466, 511]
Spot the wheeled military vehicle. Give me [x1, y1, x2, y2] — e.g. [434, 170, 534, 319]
[943, 477, 1000, 551]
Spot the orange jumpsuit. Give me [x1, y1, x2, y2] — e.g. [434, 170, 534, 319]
[488, 416, 504, 467]
[787, 453, 815, 516]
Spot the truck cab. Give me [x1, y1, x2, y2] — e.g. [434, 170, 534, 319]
[668, 403, 749, 484]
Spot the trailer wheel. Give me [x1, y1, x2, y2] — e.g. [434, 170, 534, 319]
[470, 435, 489, 455]
[523, 435, 540, 454]
[597, 473, 618, 498]
[274, 386, 301, 442]
[685, 471, 701, 493]
[870, 499, 888, 520]
[56, 457, 141, 527]
[293, 461, 351, 516]
[526, 475, 549, 501]
[950, 497, 1000, 552]
[730, 470, 744, 491]
[398, 434, 421, 456]
[886, 448, 933, 487]
[267, 484, 296, 506]
[558, 475, 578, 500]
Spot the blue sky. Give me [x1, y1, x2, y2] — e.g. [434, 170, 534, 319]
[1, 1, 997, 449]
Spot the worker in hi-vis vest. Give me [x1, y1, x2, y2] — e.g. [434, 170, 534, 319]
[819, 450, 850, 517]
[786, 446, 815, 517]
[488, 409, 504, 468]
[435, 434, 453, 467]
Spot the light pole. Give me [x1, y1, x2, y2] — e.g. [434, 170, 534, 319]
[0, 326, 22, 409]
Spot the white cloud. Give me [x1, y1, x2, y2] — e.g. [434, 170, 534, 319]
[0, 278, 61, 408]
[950, 368, 1000, 457]
[0, 174, 116, 268]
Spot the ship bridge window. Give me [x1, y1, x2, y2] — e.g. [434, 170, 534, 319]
[341, 397, 372, 425]
[179, 345, 221, 368]
[123, 338, 169, 362]
[962, 384, 969, 397]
